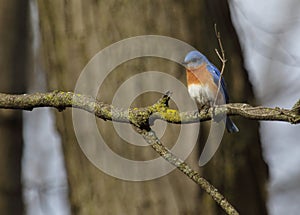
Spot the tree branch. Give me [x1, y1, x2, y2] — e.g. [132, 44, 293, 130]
[1, 90, 299, 214]
[135, 127, 238, 215]
[0, 91, 299, 125]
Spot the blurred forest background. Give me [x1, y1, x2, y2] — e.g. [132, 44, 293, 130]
[0, 0, 299, 214]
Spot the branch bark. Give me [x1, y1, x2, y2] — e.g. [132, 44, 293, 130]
[0, 91, 299, 125]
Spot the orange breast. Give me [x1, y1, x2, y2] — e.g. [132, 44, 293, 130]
[186, 64, 213, 85]
[186, 65, 225, 104]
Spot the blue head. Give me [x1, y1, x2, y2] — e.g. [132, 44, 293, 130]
[183, 50, 208, 70]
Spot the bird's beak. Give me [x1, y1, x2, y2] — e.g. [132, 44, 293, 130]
[181, 61, 188, 67]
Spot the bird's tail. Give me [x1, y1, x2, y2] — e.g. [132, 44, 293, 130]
[226, 117, 239, 133]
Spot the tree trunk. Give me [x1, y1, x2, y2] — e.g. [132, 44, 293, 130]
[0, 1, 29, 214]
[37, 0, 268, 214]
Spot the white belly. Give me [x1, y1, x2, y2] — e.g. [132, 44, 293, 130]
[188, 84, 215, 106]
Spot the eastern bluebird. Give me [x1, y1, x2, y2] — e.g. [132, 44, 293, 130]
[183, 50, 239, 133]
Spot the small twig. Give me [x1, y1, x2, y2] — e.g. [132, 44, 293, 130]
[135, 128, 239, 215]
[213, 24, 227, 106]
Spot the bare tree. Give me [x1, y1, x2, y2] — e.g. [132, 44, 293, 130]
[0, 1, 29, 214]
[1, 0, 289, 214]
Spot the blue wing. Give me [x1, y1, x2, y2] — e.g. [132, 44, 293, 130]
[206, 63, 229, 103]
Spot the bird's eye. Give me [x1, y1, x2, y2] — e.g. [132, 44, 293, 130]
[191, 59, 197, 63]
